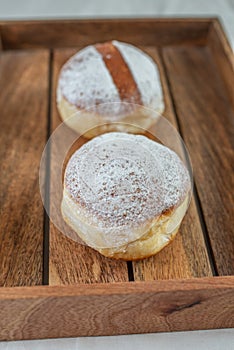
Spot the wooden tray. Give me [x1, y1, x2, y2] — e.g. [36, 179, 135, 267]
[0, 18, 233, 341]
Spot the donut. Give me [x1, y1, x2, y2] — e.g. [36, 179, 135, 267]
[61, 132, 191, 260]
[57, 41, 164, 138]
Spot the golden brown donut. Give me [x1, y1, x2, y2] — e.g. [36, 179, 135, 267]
[57, 41, 164, 137]
[61, 132, 191, 260]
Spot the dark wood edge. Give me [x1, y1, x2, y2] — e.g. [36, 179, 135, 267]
[0, 28, 2, 50]
[0, 17, 216, 50]
[0, 17, 215, 26]
[207, 18, 234, 105]
[0, 276, 233, 298]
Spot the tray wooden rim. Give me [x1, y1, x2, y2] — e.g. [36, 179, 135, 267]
[0, 276, 233, 341]
[0, 17, 233, 340]
[0, 16, 222, 49]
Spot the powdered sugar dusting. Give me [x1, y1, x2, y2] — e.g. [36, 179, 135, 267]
[57, 46, 122, 115]
[64, 133, 190, 231]
[57, 41, 165, 118]
[113, 40, 164, 113]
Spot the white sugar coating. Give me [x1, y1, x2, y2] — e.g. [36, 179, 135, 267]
[57, 41, 165, 117]
[57, 45, 122, 115]
[64, 133, 191, 231]
[112, 40, 164, 113]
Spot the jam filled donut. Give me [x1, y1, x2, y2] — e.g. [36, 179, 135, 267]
[57, 41, 164, 137]
[61, 132, 191, 260]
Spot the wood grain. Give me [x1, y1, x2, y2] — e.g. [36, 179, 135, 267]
[49, 48, 129, 285]
[0, 276, 233, 340]
[0, 18, 211, 50]
[0, 50, 49, 286]
[133, 47, 213, 280]
[163, 46, 234, 275]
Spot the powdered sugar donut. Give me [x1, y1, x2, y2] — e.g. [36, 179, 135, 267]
[61, 132, 191, 260]
[57, 41, 164, 137]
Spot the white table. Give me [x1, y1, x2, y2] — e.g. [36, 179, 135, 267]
[1, 329, 234, 350]
[0, 0, 233, 349]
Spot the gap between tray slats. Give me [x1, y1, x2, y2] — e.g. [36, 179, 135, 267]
[42, 50, 53, 285]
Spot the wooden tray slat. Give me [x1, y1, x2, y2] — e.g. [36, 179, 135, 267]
[0, 50, 49, 286]
[49, 48, 129, 285]
[163, 46, 234, 276]
[133, 48, 213, 280]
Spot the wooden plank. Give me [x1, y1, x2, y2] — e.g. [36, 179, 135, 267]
[207, 19, 234, 106]
[49, 48, 129, 285]
[0, 50, 49, 286]
[163, 46, 234, 275]
[0, 276, 233, 340]
[0, 18, 211, 50]
[133, 47, 213, 280]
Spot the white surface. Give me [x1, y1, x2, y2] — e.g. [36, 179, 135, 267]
[0, 0, 233, 349]
[0, 329, 234, 350]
